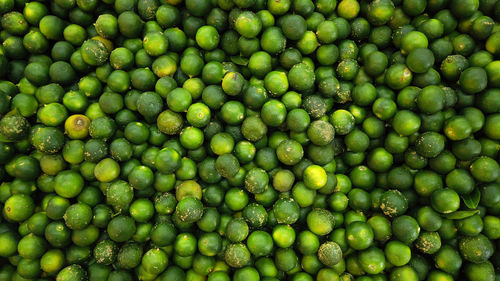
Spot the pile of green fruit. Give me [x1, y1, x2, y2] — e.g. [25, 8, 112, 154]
[0, 0, 500, 280]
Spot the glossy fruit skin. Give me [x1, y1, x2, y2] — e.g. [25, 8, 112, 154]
[346, 221, 374, 250]
[1, 0, 500, 280]
[3, 194, 34, 222]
